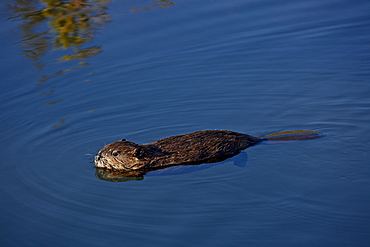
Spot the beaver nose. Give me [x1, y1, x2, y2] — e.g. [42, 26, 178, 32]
[95, 154, 101, 161]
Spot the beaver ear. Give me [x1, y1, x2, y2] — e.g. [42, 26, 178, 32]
[121, 139, 126, 141]
[133, 147, 145, 158]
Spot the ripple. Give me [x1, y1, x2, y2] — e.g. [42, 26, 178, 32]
[1, 0, 370, 245]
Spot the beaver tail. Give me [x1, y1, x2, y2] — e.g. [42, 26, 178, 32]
[259, 130, 325, 143]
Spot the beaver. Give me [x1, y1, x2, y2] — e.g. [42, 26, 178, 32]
[94, 129, 324, 174]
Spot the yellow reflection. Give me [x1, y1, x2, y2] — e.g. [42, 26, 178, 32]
[8, 0, 176, 84]
[58, 46, 101, 61]
[6, 0, 175, 132]
[44, 99, 64, 107]
[8, 0, 111, 82]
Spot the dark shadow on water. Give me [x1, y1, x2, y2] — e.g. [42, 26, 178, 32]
[95, 152, 249, 182]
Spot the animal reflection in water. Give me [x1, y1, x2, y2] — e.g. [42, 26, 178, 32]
[94, 130, 325, 182]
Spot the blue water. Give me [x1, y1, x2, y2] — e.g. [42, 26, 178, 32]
[1, 0, 370, 246]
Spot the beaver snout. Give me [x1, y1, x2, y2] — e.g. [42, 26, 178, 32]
[95, 153, 101, 161]
[94, 153, 108, 169]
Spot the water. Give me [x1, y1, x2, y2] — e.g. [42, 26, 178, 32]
[1, 0, 370, 246]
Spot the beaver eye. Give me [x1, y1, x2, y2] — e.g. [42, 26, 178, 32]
[112, 150, 120, 156]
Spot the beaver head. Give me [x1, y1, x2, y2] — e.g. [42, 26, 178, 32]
[94, 140, 153, 170]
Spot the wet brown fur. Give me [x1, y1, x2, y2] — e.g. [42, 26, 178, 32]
[94, 130, 261, 171]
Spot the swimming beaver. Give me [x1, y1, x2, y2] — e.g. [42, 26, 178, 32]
[94, 130, 324, 171]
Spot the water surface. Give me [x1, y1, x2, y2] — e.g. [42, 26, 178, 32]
[1, 0, 370, 246]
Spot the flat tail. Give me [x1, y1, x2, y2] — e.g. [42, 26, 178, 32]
[260, 130, 325, 143]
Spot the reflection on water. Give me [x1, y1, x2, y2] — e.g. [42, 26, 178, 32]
[44, 99, 63, 107]
[6, 0, 175, 131]
[38, 61, 90, 84]
[7, 0, 176, 82]
[7, 0, 110, 81]
[95, 168, 145, 182]
[95, 160, 230, 182]
[95, 154, 243, 182]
